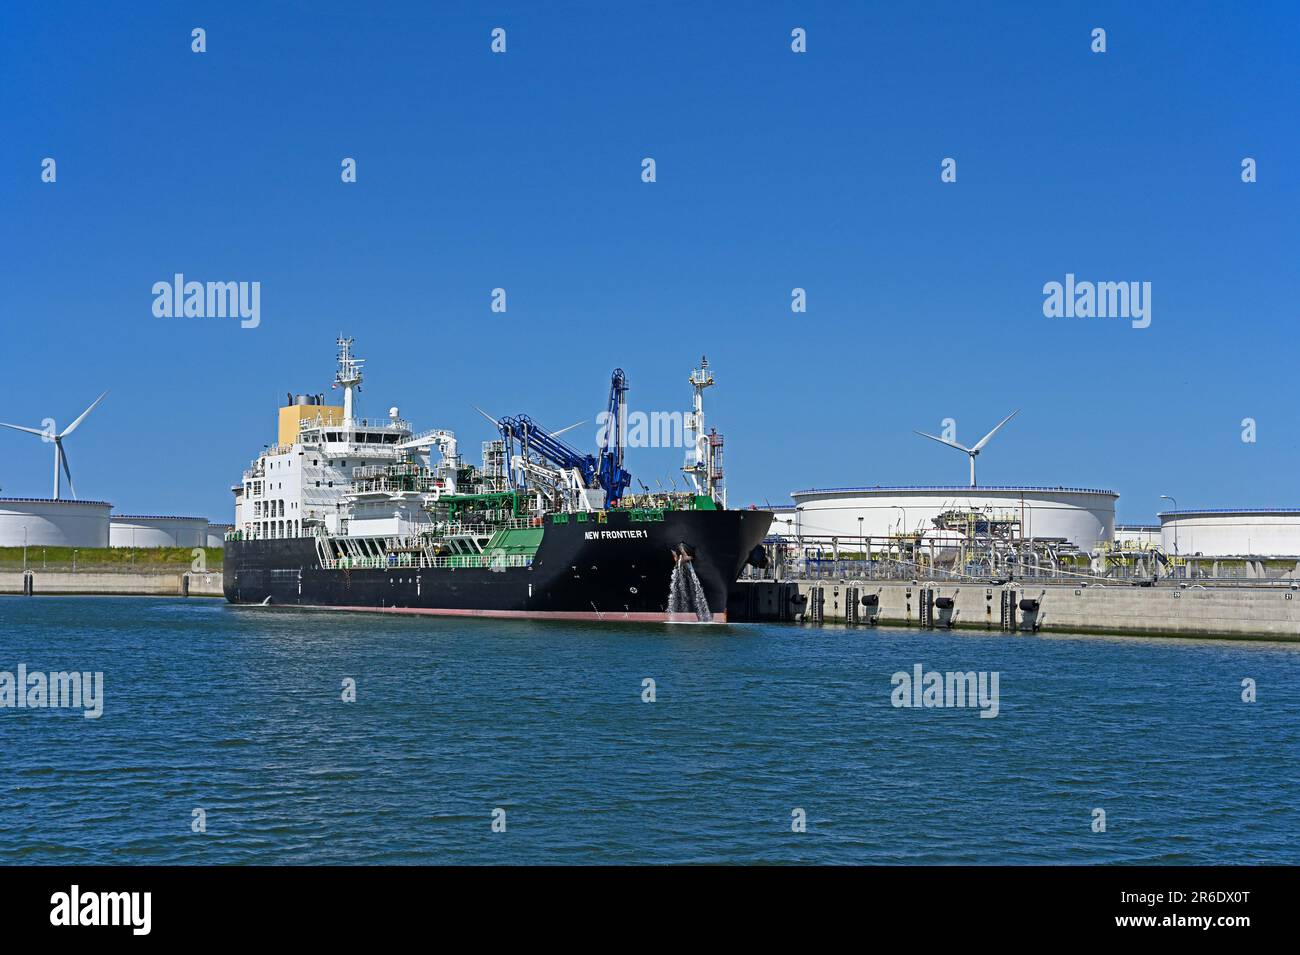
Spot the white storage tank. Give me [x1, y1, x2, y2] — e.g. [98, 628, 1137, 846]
[0, 498, 112, 547]
[206, 523, 234, 548]
[1159, 509, 1300, 557]
[109, 515, 209, 548]
[790, 486, 1118, 551]
[765, 507, 799, 540]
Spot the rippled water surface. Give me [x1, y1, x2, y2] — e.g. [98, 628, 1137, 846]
[1, 597, 1297, 864]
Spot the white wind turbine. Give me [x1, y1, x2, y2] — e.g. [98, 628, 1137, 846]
[0, 392, 108, 500]
[914, 409, 1020, 487]
[472, 405, 585, 438]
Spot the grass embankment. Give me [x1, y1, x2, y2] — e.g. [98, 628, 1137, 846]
[0, 547, 224, 573]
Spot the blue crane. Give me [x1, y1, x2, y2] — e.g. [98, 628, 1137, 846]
[493, 368, 633, 506]
[498, 413, 598, 488]
[596, 369, 631, 505]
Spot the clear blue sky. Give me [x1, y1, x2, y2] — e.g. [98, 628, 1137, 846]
[1, 1, 1296, 523]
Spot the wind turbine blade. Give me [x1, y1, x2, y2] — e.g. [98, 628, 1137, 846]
[913, 430, 971, 453]
[60, 391, 109, 438]
[969, 409, 1020, 452]
[60, 444, 77, 499]
[472, 405, 501, 427]
[0, 421, 49, 438]
[551, 419, 586, 437]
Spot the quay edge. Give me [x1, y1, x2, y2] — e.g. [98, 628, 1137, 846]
[728, 579, 1300, 642]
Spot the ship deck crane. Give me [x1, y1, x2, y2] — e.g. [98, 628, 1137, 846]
[487, 368, 635, 509]
[596, 368, 631, 506]
[499, 414, 598, 489]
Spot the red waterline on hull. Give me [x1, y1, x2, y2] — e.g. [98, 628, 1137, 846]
[291, 604, 727, 624]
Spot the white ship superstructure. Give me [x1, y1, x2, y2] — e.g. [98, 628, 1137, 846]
[235, 337, 436, 541]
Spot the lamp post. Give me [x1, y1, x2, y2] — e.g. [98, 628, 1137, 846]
[1160, 495, 1179, 556]
[858, 516, 864, 567]
[23, 526, 28, 572]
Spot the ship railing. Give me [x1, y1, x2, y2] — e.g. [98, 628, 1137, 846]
[422, 522, 510, 538]
[298, 416, 411, 432]
[443, 523, 495, 538]
[318, 553, 533, 571]
[351, 464, 432, 480]
[348, 417, 411, 431]
[423, 517, 535, 532]
[425, 517, 538, 535]
[349, 478, 436, 495]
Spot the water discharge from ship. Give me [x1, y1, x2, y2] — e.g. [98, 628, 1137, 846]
[668, 544, 713, 622]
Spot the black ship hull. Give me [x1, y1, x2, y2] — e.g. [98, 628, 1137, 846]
[223, 509, 772, 623]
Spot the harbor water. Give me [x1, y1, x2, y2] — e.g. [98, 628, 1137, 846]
[1, 597, 1297, 864]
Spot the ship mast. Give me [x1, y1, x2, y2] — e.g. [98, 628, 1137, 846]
[334, 335, 364, 438]
[682, 356, 724, 506]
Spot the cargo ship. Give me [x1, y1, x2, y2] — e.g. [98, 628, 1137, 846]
[223, 338, 772, 622]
